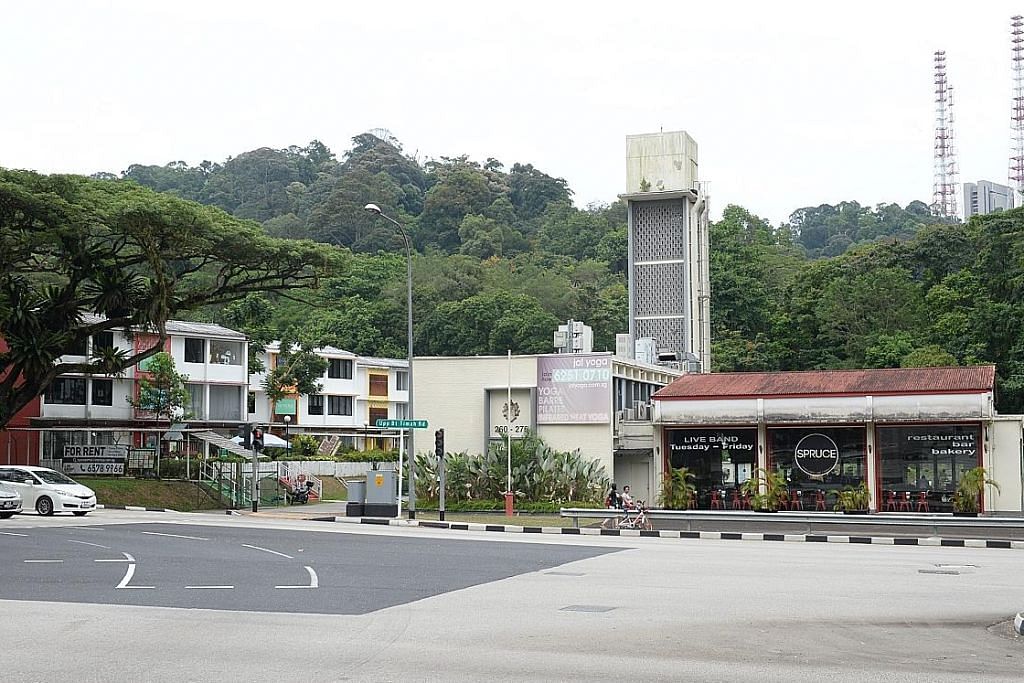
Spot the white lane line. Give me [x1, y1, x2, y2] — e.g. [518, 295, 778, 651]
[185, 585, 235, 590]
[24, 559, 63, 563]
[95, 559, 132, 563]
[115, 552, 153, 589]
[276, 566, 318, 589]
[68, 540, 111, 549]
[140, 531, 207, 541]
[0, 531, 29, 537]
[242, 544, 294, 559]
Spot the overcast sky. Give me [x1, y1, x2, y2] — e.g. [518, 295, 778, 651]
[3, 1, 1023, 224]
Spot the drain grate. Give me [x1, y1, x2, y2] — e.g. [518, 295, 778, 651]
[560, 605, 616, 613]
[544, 571, 585, 577]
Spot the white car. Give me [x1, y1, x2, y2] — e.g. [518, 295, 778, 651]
[0, 482, 21, 518]
[0, 466, 97, 516]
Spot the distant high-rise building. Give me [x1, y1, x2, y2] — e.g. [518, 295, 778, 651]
[963, 180, 1015, 218]
[619, 131, 710, 373]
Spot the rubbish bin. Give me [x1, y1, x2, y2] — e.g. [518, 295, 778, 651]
[345, 479, 366, 517]
[364, 469, 398, 517]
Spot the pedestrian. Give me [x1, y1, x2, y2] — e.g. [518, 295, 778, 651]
[602, 483, 620, 529]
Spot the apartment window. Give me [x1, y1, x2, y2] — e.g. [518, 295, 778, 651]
[396, 371, 408, 391]
[188, 384, 206, 418]
[308, 394, 324, 415]
[209, 340, 242, 366]
[394, 403, 409, 419]
[185, 338, 205, 364]
[67, 337, 87, 356]
[208, 385, 242, 421]
[91, 379, 113, 406]
[46, 377, 87, 405]
[328, 395, 352, 416]
[247, 391, 256, 414]
[369, 374, 388, 397]
[92, 331, 115, 353]
[368, 407, 388, 424]
[328, 358, 353, 379]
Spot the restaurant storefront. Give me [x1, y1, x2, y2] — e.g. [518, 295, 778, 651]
[653, 366, 1020, 514]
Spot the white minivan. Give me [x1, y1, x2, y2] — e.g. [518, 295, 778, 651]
[0, 466, 97, 516]
[0, 482, 21, 518]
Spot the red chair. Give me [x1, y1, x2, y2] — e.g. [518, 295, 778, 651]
[897, 492, 911, 512]
[916, 491, 930, 513]
[730, 490, 743, 510]
[883, 490, 897, 512]
[741, 492, 752, 510]
[710, 490, 722, 510]
[790, 490, 804, 511]
[814, 490, 826, 511]
[778, 493, 789, 511]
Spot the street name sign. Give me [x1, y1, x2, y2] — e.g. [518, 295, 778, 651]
[375, 419, 428, 429]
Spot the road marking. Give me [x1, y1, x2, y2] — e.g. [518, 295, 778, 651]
[95, 559, 132, 563]
[140, 531, 207, 541]
[24, 559, 63, 563]
[115, 552, 153, 589]
[276, 566, 318, 589]
[0, 531, 28, 537]
[185, 585, 235, 590]
[242, 544, 294, 559]
[68, 540, 111, 549]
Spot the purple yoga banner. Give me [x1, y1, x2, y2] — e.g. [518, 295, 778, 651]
[536, 355, 611, 424]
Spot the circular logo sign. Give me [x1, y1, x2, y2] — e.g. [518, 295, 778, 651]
[793, 433, 840, 477]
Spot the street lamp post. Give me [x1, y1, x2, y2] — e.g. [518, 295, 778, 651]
[283, 415, 291, 450]
[364, 203, 416, 519]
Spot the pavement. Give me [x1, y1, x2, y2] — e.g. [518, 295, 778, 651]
[2, 508, 1023, 682]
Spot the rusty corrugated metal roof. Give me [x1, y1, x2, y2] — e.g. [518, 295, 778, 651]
[653, 366, 996, 400]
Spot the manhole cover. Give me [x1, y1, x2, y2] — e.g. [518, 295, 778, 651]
[560, 605, 616, 613]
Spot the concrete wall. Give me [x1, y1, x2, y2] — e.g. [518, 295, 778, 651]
[988, 416, 1023, 514]
[625, 131, 698, 193]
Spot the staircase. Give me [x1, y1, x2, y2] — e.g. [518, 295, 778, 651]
[279, 462, 323, 503]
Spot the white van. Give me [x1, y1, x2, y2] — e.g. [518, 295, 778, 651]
[0, 466, 97, 516]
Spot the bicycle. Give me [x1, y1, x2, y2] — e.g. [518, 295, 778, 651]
[616, 500, 653, 530]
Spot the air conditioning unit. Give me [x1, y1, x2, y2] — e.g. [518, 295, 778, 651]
[625, 408, 636, 421]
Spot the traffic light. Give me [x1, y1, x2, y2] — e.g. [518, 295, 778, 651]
[236, 422, 252, 449]
[252, 427, 264, 451]
[434, 428, 444, 459]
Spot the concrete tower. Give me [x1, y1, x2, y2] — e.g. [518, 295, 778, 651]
[619, 130, 711, 373]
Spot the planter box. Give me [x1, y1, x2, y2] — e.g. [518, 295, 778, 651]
[952, 511, 979, 517]
[842, 510, 869, 515]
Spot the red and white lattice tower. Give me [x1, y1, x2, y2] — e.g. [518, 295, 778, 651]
[1010, 16, 1024, 203]
[932, 50, 960, 218]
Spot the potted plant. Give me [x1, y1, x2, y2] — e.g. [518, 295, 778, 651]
[658, 466, 696, 510]
[740, 467, 788, 512]
[833, 483, 870, 515]
[952, 466, 999, 517]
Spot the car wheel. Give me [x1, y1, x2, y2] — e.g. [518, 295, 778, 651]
[73, 511, 88, 517]
[0, 512, 13, 519]
[35, 496, 54, 516]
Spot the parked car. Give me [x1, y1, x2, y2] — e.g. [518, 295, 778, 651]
[0, 466, 96, 516]
[0, 482, 21, 518]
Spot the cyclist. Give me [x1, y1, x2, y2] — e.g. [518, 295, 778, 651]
[620, 485, 635, 510]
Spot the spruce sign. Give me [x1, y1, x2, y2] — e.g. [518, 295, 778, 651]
[793, 433, 841, 477]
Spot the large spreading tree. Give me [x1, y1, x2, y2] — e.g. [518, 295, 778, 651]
[0, 170, 344, 429]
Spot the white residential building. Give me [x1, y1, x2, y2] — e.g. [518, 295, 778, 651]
[34, 319, 249, 459]
[248, 344, 408, 448]
[963, 180, 1014, 219]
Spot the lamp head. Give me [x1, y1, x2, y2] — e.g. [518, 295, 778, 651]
[283, 415, 291, 424]
[364, 203, 382, 215]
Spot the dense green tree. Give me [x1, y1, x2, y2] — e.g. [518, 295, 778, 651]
[0, 170, 340, 429]
[507, 162, 571, 221]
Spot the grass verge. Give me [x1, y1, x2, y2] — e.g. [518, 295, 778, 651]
[77, 478, 224, 512]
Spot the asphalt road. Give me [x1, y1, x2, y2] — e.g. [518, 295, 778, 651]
[2, 510, 1022, 682]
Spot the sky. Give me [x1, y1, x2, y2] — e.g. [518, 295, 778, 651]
[2, 0, 1023, 225]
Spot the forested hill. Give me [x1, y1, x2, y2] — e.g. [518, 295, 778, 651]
[93, 133, 1024, 412]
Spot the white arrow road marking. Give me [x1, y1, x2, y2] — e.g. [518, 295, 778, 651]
[0, 531, 28, 537]
[24, 559, 63, 563]
[276, 566, 318, 589]
[140, 531, 207, 541]
[68, 540, 111, 549]
[115, 552, 153, 589]
[185, 586, 235, 590]
[241, 544, 294, 559]
[95, 559, 132, 563]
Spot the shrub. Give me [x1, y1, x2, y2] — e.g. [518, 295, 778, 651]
[658, 466, 696, 510]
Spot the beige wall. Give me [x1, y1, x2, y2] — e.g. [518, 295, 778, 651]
[987, 417, 1023, 514]
[538, 423, 613, 474]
